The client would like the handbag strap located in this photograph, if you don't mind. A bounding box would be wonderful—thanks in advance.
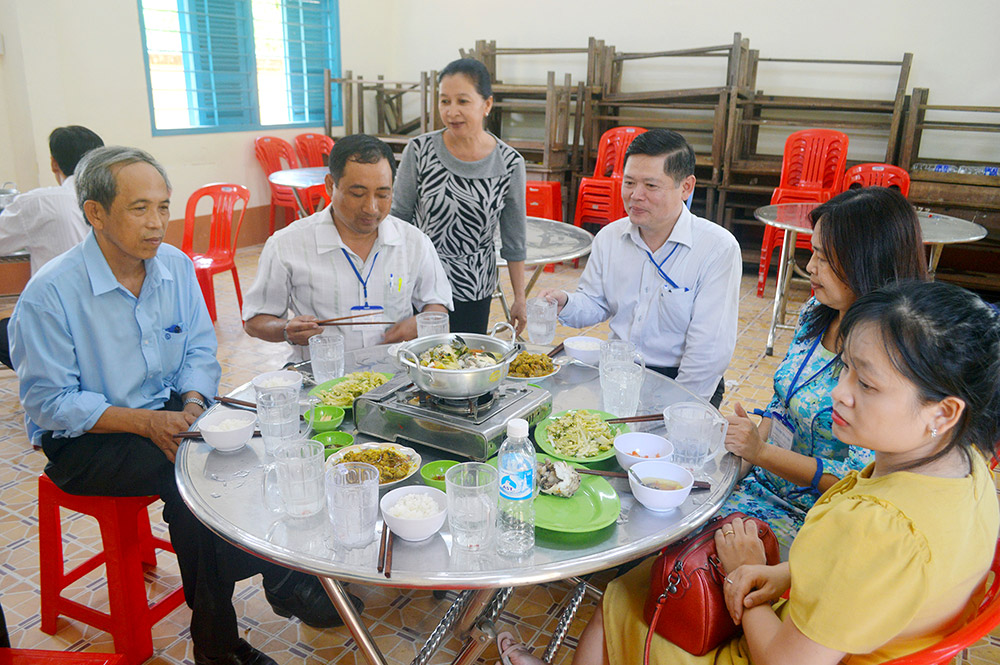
[644,594,666,665]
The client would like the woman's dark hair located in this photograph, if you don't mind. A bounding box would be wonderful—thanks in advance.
[801,187,928,340]
[438,58,493,99]
[838,281,1000,468]
[623,128,696,183]
[327,134,396,184]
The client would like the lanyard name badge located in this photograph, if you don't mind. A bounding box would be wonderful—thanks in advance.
[342,248,384,314]
[645,245,689,292]
[769,332,839,451]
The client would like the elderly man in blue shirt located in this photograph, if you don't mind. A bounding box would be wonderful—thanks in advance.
[10,146,359,665]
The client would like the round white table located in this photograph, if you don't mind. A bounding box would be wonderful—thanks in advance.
[754,203,988,355]
[267,167,329,217]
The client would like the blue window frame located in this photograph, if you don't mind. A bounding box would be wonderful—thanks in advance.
[137,0,342,135]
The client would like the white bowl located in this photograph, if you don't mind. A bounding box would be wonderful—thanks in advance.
[614,432,673,470]
[564,336,602,365]
[251,370,303,396]
[197,410,257,452]
[379,486,447,542]
[628,460,694,511]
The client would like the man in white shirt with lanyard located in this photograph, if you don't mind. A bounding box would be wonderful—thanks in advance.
[243,134,453,364]
[540,129,741,407]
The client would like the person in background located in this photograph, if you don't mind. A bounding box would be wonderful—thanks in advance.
[0,125,104,369]
[392,58,528,335]
[499,279,1000,665]
[10,146,360,665]
[539,129,741,407]
[722,187,928,549]
[243,133,452,365]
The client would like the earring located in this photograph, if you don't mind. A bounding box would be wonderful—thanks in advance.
[931,427,938,439]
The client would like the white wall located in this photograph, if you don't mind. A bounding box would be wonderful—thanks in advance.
[1,0,997,206]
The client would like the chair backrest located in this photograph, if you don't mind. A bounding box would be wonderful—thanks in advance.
[883,537,1000,664]
[772,129,849,203]
[294,133,335,168]
[181,183,251,259]
[841,163,911,196]
[254,136,299,176]
[593,126,647,177]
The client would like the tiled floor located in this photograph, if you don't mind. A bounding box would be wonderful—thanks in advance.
[0,246,997,664]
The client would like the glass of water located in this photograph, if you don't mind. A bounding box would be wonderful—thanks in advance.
[416,311,450,338]
[263,439,326,518]
[445,462,498,551]
[257,387,300,456]
[526,297,558,345]
[601,361,644,417]
[308,332,345,384]
[326,462,379,549]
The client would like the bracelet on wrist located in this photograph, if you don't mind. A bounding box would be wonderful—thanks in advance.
[183,396,206,410]
[283,322,294,345]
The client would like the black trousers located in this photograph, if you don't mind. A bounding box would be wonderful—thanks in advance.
[648,366,725,408]
[0,317,11,370]
[449,296,493,334]
[40,395,288,656]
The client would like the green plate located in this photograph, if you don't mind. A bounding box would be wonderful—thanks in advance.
[534,409,629,464]
[488,454,620,533]
[309,372,394,410]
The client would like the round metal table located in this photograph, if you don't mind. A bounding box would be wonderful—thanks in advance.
[267,167,328,217]
[176,345,737,665]
[754,203,988,355]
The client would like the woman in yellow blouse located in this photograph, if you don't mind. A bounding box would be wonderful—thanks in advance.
[498,280,1000,665]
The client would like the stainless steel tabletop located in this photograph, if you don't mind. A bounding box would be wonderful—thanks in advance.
[267,166,328,190]
[498,217,594,269]
[175,345,738,590]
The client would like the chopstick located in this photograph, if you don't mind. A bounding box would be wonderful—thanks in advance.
[214,395,256,409]
[575,468,711,490]
[318,321,395,327]
[383,532,394,579]
[377,522,388,573]
[172,430,262,440]
[605,414,662,424]
[315,312,383,325]
[546,342,564,358]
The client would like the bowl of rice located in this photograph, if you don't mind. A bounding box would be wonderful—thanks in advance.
[379,486,447,542]
[251,370,303,397]
[197,410,257,453]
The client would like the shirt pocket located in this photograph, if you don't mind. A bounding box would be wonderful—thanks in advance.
[656,287,695,334]
[384,274,414,320]
[160,328,188,377]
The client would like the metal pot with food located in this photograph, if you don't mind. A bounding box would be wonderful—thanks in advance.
[396,322,521,399]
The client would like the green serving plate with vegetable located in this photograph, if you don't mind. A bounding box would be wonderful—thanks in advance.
[533,409,629,464]
[309,371,394,410]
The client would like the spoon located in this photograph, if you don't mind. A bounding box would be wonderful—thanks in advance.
[627,466,650,488]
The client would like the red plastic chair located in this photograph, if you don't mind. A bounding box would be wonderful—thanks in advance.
[0,650,125,665]
[181,183,250,323]
[593,126,648,178]
[254,136,300,234]
[573,127,647,229]
[37,475,185,665]
[883,537,1000,664]
[757,129,850,297]
[294,133,335,168]
[841,163,911,196]
[526,181,566,271]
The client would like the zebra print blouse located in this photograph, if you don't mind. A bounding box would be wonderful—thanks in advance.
[391,130,527,302]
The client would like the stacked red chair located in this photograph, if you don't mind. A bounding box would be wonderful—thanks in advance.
[573,127,647,228]
[253,136,300,234]
[841,163,910,196]
[37,475,185,665]
[181,183,250,323]
[525,180,564,271]
[294,133,335,168]
[757,129,849,297]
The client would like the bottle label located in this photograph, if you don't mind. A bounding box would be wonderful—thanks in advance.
[499,468,534,501]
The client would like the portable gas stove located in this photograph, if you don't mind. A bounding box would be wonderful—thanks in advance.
[353,375,552,460]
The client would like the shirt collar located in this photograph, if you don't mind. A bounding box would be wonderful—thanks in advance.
[623,205,695,254]
[314,207,403,256]
[61,175,76,191]
[81,231,173,296]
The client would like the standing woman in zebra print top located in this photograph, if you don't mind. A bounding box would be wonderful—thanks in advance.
[392,58,528,334]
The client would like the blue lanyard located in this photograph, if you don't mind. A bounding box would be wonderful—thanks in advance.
[784,331,839,410]
[341,248,379,305]
[644,245,687,291]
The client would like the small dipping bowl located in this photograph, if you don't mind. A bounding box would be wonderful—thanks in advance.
[614,432,673,470]
[380,486,448,542]
[251,370,303,396]
[304,405,345,432]
[563,336,602,365]
[312,431,354,459]
[197,410,257,453]
[628,460,694,511]
[420,460,460,491]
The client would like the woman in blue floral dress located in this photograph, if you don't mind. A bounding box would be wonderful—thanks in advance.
[721,187,928,548]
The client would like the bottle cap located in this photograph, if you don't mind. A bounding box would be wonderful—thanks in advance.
[507,418,529,438]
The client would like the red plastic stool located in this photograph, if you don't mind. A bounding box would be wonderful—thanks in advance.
[0,649,125,665]
[37,475,186,665]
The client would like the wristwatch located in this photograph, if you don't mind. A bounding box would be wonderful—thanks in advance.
[283,321,294,345]
[183,395,207,410]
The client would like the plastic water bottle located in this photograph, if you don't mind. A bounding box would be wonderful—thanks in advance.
[497,418,535,556]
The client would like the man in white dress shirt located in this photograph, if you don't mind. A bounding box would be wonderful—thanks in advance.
[0,125,104,369]
[540,129,741,406]
[243,134,453,364]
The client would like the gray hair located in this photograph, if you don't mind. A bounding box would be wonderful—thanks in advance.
[75,146,171,223]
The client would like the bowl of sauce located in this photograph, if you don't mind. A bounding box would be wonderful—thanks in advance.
[628,460,693,511]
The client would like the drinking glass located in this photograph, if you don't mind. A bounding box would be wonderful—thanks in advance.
[263,439,326,518]
[308,332,345,384]
[445,462,498,551]
[600,339,646,370]
[662,402,728,475]
[257,387,300,456]
[326,462,379,549]
[526,297,558,345]
[416,311,450,338]
[601,361,644,417]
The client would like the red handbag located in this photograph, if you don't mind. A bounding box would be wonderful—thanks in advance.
[642,513,780,659]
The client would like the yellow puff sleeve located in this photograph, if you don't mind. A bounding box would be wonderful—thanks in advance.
[787,494,931,654]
